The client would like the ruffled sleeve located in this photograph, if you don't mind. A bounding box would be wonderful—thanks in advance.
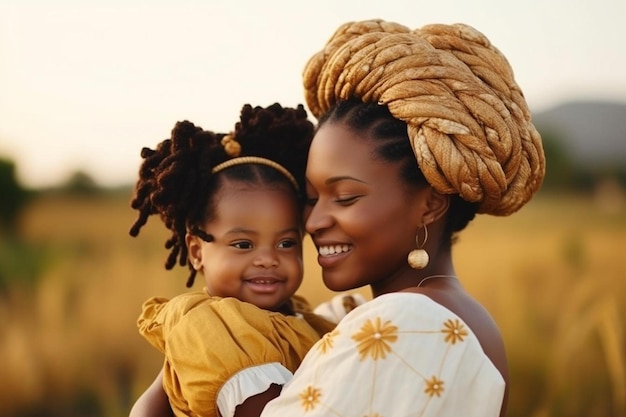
[261,292,505,417]
[312,292,368,324]
[137,292,324,417]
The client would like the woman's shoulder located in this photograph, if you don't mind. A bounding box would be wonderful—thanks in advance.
[335,292,483,354]
[346,291,508,377]
[391,288,510,398]
[347,291,454,318]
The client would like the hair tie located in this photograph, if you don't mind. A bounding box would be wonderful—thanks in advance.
[221,134,241,157]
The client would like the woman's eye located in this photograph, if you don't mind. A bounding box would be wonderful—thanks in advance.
[305,196,318,206]
[335,195,359,205]
[232,241,253,249]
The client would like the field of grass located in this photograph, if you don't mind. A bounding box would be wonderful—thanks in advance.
[0,191,624,417]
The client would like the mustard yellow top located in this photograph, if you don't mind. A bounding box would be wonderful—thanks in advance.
[138,291,335,417]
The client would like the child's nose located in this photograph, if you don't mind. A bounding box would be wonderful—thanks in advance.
[252,247,279,267]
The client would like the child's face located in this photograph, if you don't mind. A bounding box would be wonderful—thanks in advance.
[188,184,304,312]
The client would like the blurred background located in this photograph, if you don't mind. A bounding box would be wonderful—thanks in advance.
[1,1,625,416]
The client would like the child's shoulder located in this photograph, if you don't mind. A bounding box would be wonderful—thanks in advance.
[290,294,315,314]
[141,290,213,313]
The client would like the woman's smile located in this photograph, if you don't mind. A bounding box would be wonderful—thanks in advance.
[318,244,351,256]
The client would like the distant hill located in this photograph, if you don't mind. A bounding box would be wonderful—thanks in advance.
[532,100,626,166]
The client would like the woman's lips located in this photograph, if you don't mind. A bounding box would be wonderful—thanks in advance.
[316,244,352,268]
[318,244,351,256]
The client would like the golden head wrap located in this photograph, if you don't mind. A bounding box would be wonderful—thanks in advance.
[303,19,545,216]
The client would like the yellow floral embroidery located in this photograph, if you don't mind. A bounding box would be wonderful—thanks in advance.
[299,385,322,411]
[363,414,383,417]
[441,318,468,344]
[424,376,445,397]
[352,317,398,361]
[318,329,339,354]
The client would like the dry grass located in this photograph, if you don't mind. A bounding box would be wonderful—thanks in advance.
[0,192,624,417]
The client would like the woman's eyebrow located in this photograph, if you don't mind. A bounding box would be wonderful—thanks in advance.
[325,176,367,185]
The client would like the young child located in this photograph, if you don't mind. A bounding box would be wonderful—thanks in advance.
[128,103,337,417]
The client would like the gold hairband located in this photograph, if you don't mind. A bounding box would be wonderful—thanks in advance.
[211,156,299,190]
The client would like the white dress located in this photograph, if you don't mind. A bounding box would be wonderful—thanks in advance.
[260,292,505,417]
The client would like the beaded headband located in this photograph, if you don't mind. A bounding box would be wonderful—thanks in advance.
[211,156,299,191]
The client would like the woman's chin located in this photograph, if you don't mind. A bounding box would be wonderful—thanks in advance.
[322,274,361,293]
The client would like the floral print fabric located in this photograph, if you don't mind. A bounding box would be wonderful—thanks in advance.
[261,292,505,417]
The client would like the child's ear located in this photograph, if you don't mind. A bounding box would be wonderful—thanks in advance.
[186,233,203,270]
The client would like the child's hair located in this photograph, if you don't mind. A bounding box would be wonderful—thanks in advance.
[129,103,315,287]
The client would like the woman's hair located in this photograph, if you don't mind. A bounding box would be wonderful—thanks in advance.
[319,98,478,247]
[129,103,314,287]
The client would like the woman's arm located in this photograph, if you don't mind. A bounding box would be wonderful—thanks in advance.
[129,369,281,417]
[233,384,282,417]
[128,369,174,417]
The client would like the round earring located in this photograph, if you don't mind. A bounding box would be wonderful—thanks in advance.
[407,224,429,269]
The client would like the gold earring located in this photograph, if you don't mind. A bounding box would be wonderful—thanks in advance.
[407,224,429,269]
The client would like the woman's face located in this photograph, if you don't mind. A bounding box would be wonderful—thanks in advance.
[305,121,428,293]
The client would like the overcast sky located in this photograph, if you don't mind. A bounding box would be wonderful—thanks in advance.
[2,0,625,188]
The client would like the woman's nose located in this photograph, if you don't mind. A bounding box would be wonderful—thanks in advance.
[305,200,332,235]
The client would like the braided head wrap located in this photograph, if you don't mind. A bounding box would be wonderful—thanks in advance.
[304,19,545,216]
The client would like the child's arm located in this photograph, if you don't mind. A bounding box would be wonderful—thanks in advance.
[128,369,174,417]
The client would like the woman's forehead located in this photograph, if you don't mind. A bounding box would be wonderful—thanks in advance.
[306,123,404,187]
[309,123,377,162]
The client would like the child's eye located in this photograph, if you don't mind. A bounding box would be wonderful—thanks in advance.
[278,239,298,249]
[232,241,253,249]
[305,196,318,206]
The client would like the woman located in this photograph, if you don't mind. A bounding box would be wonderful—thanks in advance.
[259,19,544,417]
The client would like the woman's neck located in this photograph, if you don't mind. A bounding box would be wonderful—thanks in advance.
[369,252,456,298]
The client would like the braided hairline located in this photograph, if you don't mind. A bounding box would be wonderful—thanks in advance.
[212,156,299,191]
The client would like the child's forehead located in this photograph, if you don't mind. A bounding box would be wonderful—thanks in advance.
[207,187,302,233]
[214,177,298,198]
[212,183,299,210]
